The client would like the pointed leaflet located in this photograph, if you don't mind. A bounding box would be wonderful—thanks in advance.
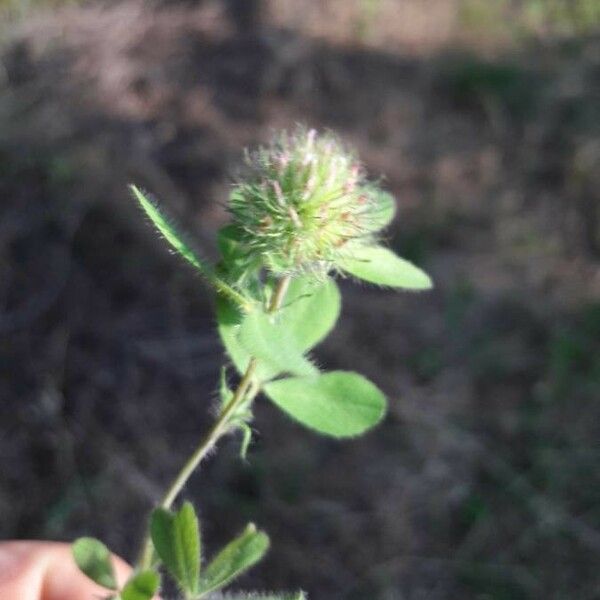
[130,185,209,274]
[72,537,118,590]
[339,245,432,290]
[150,502,201,595]
[130,185,248,308]
[264,371,387,438]
[120,570,160,600]
[197,524,270,596]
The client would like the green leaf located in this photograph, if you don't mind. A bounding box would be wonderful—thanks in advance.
[238,422,253,460]
[238,309,318,378]
[120,570,160,600]
[216,296,266,378]
[217,225,245,262]
[368,190,396,231]
[130,185,210,275]
[150,502,201,595]
[339,245,433,290]
[130,185,249,308]
[217,277,338,383]
[197,524,270,596]
[264,371,387,438]
[219,367,234,409]
[279,277,340,352]
[72,537,118,590]
[217,225,260,288]
[217,298,318,382]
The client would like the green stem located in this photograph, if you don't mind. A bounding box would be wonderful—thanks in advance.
[137,275,291,570]
[268,274,290,314]
[161,357,258,511]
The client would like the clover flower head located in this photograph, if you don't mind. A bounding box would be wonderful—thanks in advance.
[228,126,392,278]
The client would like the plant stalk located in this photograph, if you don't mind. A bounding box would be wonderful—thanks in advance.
[137,275,291,570]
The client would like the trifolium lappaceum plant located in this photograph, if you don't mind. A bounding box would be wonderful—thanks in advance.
[71,126,433,600]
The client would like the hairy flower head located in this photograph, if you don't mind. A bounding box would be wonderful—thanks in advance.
[228,127,394,278]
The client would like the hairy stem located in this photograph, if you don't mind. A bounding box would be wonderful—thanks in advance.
[137,275,291,570]
[268,274,290,314]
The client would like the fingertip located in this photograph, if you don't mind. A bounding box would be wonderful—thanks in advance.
[0,541,131,600]
[43,542,131,600]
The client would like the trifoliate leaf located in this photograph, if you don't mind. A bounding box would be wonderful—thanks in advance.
[150,502,201,595]
[72,537,118,590]
[264,371,387,437]
[120,570,160,600]
[197,524,270,596]
[339,245,432,290]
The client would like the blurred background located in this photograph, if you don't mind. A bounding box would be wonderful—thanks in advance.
[1,0,599,598]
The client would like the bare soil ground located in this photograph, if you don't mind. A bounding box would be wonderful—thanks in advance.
[1,1,599,598]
